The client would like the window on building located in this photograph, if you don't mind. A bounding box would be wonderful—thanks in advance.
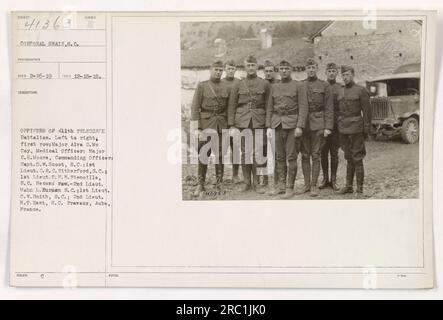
[350,56,354,60]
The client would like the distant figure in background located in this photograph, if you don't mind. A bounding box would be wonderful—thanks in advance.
[222,60,242,184]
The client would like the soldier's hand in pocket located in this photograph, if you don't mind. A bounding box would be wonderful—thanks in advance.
[294,127,303,138]
[324,129,332,137]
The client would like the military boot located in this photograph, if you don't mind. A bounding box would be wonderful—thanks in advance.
[310,185,319,197]
[336,161,354,194]
[273,168,279,187]
[310,158,321,197]
[261,175,269,187]
[240,164,252,192]
[232,164,241,184]
[193,163,207,197]
[193,185,205,197]
[319,177,330,189]
[252,165,265,194]
[355,162,365,199]
[297,159,311,194]
[319,153,329,189]
[330,156,339,191]
[281,167,296,199]
[268,166,285,196]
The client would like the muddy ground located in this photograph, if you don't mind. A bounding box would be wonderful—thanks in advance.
[182,138,420,200]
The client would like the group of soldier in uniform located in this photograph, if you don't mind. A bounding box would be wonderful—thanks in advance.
[190,54,372,199]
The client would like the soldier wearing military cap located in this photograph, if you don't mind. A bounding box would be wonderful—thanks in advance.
[264,60,281,85]
[228,54,271,193]
[299,58,334,197]
[336,65,372,198]
[191,60,231,197]
[266,59,308,198]
[222,59,242,184]
[263,60,281,189]
[319,62,342,191]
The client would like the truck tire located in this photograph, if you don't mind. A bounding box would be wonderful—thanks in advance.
[401,117,419,144]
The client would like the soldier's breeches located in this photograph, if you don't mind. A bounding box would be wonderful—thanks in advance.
[198,134,227,164]
[275,128,299,189]
[340,132,365,189]
[301,130,325,186]
[339,132,366,162]
[240,127,267,172]
[275,128,298,167]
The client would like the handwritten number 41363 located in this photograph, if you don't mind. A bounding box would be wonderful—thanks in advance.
[24,16,71,30]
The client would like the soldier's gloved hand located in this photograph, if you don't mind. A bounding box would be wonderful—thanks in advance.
[294,127,303,138]
[324,129,332,137]
[266,128,273,138]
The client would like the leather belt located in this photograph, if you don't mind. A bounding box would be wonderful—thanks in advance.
[338,111,361,118]
[309,106,324,113]
[274,108,298,116]
[201,107,226,114]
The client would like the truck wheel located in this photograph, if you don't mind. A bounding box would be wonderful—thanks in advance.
[401,117,419,144]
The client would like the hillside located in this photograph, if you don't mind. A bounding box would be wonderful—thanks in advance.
[180,21,329,68]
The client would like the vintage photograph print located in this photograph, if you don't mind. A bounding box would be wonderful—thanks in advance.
[181,19,423,201]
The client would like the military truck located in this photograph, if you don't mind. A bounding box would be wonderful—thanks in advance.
[366,63,420,144]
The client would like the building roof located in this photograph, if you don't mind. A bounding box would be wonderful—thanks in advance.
[308,20,423,42]
[307,21,334,42]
